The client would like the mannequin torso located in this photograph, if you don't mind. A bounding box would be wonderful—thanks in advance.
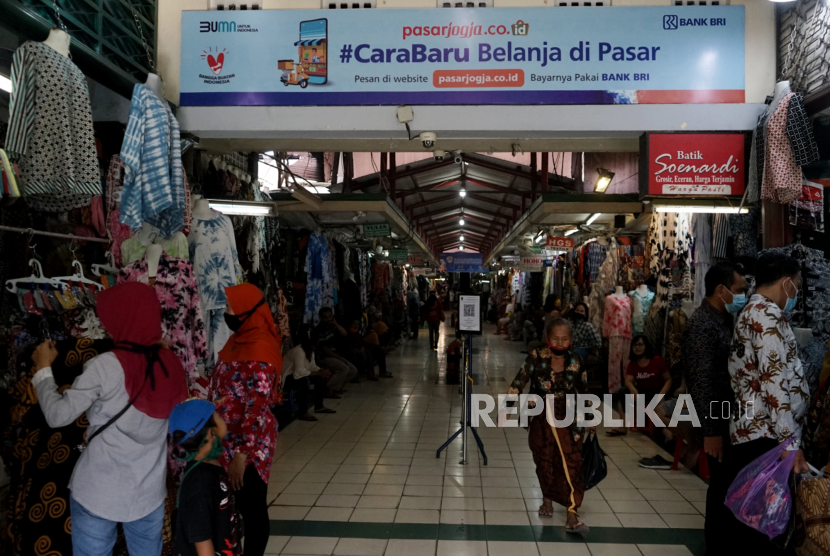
[146,244,163,279]
[193,198,219,219]
[144,73,164,101]
[43,29,71,57]
[614,286,625,297]
[681,299,695,319]
[637,284,649,297]
[136,222,160,246]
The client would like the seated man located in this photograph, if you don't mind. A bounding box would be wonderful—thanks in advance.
[345,318,377,381]
[283,327,337,421]
[507,310,525,341]
[495,302,514,335]
[313,307,359,393]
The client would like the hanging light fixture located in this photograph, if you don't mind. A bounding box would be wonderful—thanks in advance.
[459,187,467,198]
[459,234,465,243]
[594,168,615,193]
[564,228,579,237]
[459,208,465,227]
[586,213,601,225]
[459,244,464,251]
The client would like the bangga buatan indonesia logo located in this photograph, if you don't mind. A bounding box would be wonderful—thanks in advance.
[199,47,234,84]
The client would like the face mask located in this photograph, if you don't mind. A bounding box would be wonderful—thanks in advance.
[784,279,798,312]
[721,289,747,314]
[572,313,587,321]
[548,344,570,357]
[224,298,266,332]
[177,433,224,508]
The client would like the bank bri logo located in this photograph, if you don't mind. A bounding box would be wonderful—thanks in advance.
[200,21,236,33]
[663,15,678,30]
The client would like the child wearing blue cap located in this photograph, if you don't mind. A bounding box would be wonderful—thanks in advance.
[169,399,239,556]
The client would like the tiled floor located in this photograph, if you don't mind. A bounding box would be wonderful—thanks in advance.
[265,323,707,555]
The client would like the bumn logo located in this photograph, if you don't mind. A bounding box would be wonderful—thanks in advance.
[200,21,237,33]
[663,15,678,30]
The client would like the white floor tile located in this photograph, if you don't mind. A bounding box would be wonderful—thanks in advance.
[264,536,291,555]
[394,509,440,523]
[660,514,706,529]
[356,496,401,509]
[283,536,339,555]
[439,510,485,524]
[615,513,668,528]
[536,542,590,556]
[350,509,398,522]
[316,495,361,508]
[334,538,389,556]
[305,507,354,521]
[648,500,700,514]
[487,541,539,556]
[436,540,487,556]
[384,539,436,556]
[637,545,695,556]
[269,506,311,520]
[399,496,442,510]
[485,510,530,525]
[586,543,643,556]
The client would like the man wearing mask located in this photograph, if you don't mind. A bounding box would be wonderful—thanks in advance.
[726,254,809,554]
[682,262,746,554]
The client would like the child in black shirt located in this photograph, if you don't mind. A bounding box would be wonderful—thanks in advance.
[169,399,239,556]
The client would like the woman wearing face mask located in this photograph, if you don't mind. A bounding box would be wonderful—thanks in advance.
[569,303,602,361]
[209,284,281,556]
[30,282,188,556]
[508,318,593,534]
[607,335,671,437]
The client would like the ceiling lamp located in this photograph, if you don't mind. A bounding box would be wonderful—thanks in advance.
[654,205,749,214]
[564,228,579,237]
[586,213,601,225]
[594,168,615,193]
[459,234,465,243]
[0,73,11,94]
[209,200,277,216]
[459,187,467,198]
[459,244,464,251]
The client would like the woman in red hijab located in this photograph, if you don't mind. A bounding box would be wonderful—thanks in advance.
[209,283,281,556]
[31,282,187,555]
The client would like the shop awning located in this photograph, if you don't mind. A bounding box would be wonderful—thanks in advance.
[484,193,645,266]
[294,39,326,46]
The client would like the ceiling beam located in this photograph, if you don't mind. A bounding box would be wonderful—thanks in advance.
[408,194,457,211]
[465,177,529,198]
[395,178,462,198]
[467,193,521,211]
[461,155,538,181]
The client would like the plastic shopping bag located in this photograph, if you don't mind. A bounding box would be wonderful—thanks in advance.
[582,432,607,491]
[725,438,797,539]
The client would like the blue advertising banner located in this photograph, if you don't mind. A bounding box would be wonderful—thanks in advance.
[440,253,486,273]
[180,6,745,106]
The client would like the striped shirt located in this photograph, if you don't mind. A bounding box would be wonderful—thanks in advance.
[119,84,184,237]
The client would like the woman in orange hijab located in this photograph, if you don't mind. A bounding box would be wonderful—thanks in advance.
[209,284,281,556]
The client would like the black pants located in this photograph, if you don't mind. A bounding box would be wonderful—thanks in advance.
[428,321,440,349]
[717,437,794,555]
[236,464,270,556]
[372,347,387,374]
[409,311,420,338]
[284,374,325,415]
[705,435,738,555]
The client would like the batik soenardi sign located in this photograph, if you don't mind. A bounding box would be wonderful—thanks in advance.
[639,132,749,196]
[180,7,745,106]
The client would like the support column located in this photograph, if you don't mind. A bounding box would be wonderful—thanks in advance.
[389,152,397,201]
[530,152,538,200]
[540,153,549,195]
[331,152,341,188]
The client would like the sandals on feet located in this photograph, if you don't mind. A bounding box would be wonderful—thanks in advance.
[566,522,589,536]
[537,505,553,518]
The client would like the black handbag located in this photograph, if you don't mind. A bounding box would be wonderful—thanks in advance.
[582,431,608,490]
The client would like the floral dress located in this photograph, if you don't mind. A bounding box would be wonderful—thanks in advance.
[510,348,588,513]
[209,360,279,484]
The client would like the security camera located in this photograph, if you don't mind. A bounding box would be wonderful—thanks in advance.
[419,132,437,149]
[433,150,446,161]
[453,154,463,164]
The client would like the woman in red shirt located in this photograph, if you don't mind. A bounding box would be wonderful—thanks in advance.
[607,335,672,437]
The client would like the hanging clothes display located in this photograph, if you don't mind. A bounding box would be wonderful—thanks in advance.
[187,213,242,367]
[105,155,134,266]
[665,308,688,371]
[628,288,654,337]
[304,232,333,325]
[691,213,713,306]
[118,252,208,397]
[4,41,100,211]
[747,83,791,204]
[119,83,185,236]
[587,239,618,335]
[602,293,632,393]
[119,232,189,265]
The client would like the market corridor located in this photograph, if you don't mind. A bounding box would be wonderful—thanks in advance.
[264,323,707,556]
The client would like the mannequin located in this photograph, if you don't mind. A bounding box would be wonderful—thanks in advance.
[43,29,71,57]
[614,286,625,297]
[191,193,203,210]
[773,80,791,104]
[637,284,649,297]
[136,222,160,245]
[146,244,163,278]
[145,73,163,100]
[681,298,695,319]
[193,198,218,219]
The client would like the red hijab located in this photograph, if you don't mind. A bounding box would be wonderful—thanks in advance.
[219,284,283,385]
[97,282,187,419]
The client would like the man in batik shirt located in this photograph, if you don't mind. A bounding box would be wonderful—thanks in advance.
[726,253,810,553]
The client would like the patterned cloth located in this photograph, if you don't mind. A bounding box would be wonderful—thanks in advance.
[119,83,184,236]
[304,232,332,325]
[665,308,688,371]
[117,252,208,397]
[602,295,632,339]
[785,92,820,167]
[6,339,112,556]
[209,360,279,484]
[571,320,601,350]
[682,299,734,439]
[728,294,809,449]
[761,93,805,205]
[729,209,760,259]
[4,41,99,211]
[628,289,654,337]
[187,214,243,314]
[120,232,189,266]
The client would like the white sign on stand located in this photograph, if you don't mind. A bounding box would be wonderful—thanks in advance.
[459,295,482,334]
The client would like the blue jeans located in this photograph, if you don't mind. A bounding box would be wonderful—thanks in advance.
[71,495,163,556]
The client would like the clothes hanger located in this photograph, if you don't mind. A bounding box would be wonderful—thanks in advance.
[53,247,104,291]
[92,252,120,277]
[5,258,58,293]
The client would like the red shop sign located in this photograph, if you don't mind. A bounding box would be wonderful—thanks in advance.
[640,133,748,197]
[545,236,574,249]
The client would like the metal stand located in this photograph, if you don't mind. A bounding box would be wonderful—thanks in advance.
[436,334,487,465]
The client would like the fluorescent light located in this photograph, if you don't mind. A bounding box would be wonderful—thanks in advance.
[209,200,276,216]
[564,228,579,237]
[654,205,750,214]
[0,74,11,94]
[459,187,467,198]
[586,213,601,225]
[594,168,614,193]
[459,218,465,226]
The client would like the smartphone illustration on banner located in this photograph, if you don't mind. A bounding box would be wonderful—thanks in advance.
[297,18,328,85]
